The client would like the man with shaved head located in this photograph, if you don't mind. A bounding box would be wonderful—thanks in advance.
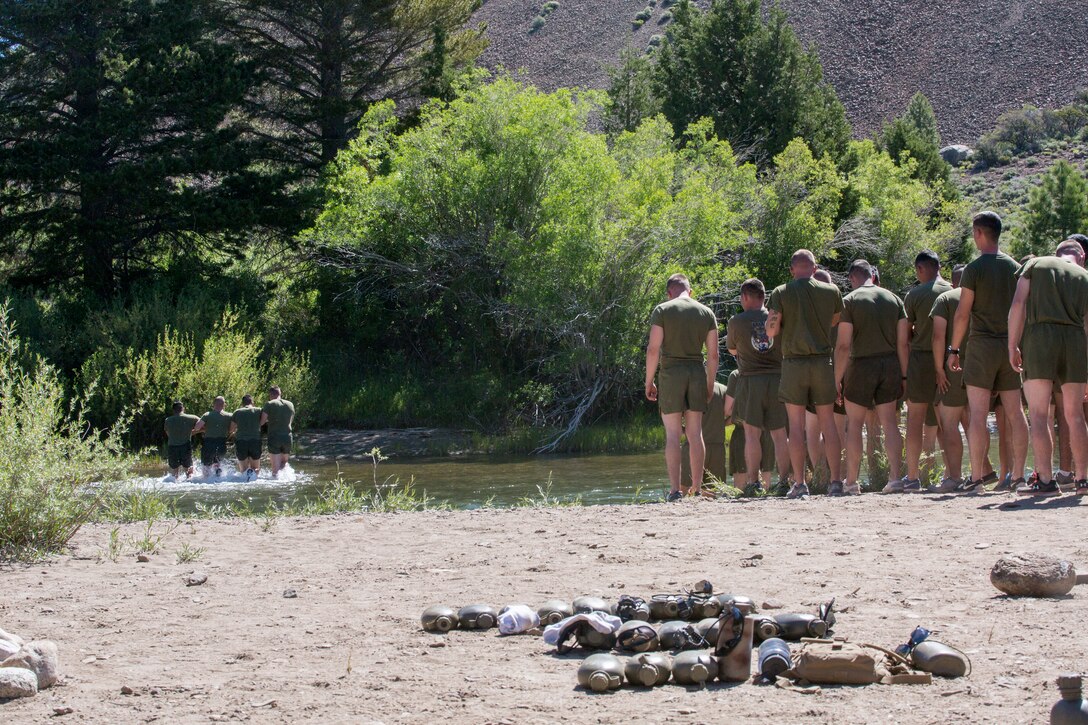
[193,395,233,478]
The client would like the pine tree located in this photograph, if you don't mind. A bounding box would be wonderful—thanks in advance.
[603,43,660,136]
[0,0,272,298]
[880,93,952,190]
[1026,160,1088,253]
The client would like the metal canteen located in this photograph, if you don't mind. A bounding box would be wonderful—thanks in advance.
[625,652,672,687]
[694,597,723,619]
[649,595,682,621]
[457,604,498,630]
[616,596,651,622]
[1052,673,1088,725]
[694,617,722,643]
[714,594,757,616]
[657,620,703,651]
[672,650,717,686]
[537,599,574,626]
[575,623,616,650]
[577,653,624,692]
[910,641,969,678]
[772,613,827,640]
[757,638,792,680]
[615,620,659,653]
[572,595,612,615]
[421,605,459,633]
[754,615,781,642]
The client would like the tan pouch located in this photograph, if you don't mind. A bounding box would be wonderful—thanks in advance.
[789,640,880,685]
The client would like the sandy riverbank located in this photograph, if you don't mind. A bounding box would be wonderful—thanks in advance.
[2,493,1085,723]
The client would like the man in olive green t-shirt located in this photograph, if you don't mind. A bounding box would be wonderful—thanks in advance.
[645,273,719,501]
[1008,240,1088,495]
[261,385,296,478]
[193,395,233,478]
[231,394,264,479]
[726,278,789,493]
[164,401,199,478]
[948,211,1029,492]
[767,249,844,499]
[834,260,909,495]
[681,381,727,488]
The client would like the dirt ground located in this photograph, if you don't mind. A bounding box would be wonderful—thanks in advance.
[3,492,1086,724]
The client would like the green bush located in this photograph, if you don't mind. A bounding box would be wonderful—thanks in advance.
[634,7,653,21]
[0,305,135,559]
[81,309,315,446]
[530,15,546,31]
[541,1,559,12]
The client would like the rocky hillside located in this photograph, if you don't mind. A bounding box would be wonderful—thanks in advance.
[473,0,1088,144]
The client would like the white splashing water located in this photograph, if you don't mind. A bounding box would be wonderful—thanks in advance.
[129,463,312,493]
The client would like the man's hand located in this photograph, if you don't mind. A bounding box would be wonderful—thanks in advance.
[645,381,658,402]
[935,368,950,394]
[1009,347,1023,374]
[948,352,962,373]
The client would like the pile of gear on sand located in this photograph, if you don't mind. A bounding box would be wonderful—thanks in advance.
[421,581,971,693]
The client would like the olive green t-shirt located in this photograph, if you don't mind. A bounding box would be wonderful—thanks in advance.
[959,252,1020,338]
[840,285,906,358]
[930,287,968,358]
[648,296,718,364]
[164,413,199,446]
[726,308,782,376]
[702,381,728,444]
[263,398,295,434]
[232,406,263,439]
[904,278,952,351]
[1015,256,1088,327]
[767,278,843,358]
[200,410,233,438]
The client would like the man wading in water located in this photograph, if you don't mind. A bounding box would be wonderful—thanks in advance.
[645,273,719,501]
[262,385,295,478]
[231,394,263,480]
[193,396,232,478]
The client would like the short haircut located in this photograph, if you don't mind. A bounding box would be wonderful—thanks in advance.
[1067,234,1088,259]
[242,394,253,405]
[270,385,281,396]
[790,249,816,267]
[214,395,225,404]
[740,278,765,298]
[1056,239,1085,261]
[972,211,1003,239]
[666,273,691,294]
[914,250,940,269]
[813,268,832,284]
[951,263,965,284]
[848,259,873,279]
[172,401,184,413]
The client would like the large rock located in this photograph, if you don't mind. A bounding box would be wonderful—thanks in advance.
[990,553,1077,597]
[1,641,58,689]
[0,639,18,662]
[0,667,38,699]
[0,628,23,647]
[939,144,973,165]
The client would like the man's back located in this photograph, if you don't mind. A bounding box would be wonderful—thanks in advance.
[727,308,781,375]
[768,278,843,358]
[905,278,952,351]
[232,406,262,439]
[1018,256,1088,327]
[842,286,906,357]
[961,252,1020,338]
[931,287,964,349]
[263,398,295,434]
[165,413,199,446]
[201,410,232,438]
[649,296,717,363]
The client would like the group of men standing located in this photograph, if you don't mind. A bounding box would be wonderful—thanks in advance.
[646,211,1088,501]
[164,386,296,480]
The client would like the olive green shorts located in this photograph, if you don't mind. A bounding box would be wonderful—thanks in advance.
[168,443,193,470]
[267,432,294,455]
[200,437,227,466]
[235,438,262,460]
[843,354,902,407]
[779,356,837,407]
[727,425,776,474]
[938,366,967,407]
[735,373,787,430]
[681,439,726,484]
[1022,324,1088,385]
[905,350,937,404]
[963,336,1021,392]
[658,361,709,415]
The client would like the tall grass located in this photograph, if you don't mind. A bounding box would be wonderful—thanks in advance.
[0,305,136,559]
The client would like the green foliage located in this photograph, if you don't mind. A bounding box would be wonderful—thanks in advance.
[1023,160,1088,256]
[880,93,954,193]
[635,7,653,22]
[604,44,661,135]
[653,0,850,163]
[0,305,135,559]
[80,309,315,446]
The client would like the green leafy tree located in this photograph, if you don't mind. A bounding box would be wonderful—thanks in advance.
[225,0,487,175]
[653,0,850,163]
[603,43,660,136]
[880,92,953,192]
[1025,160,1088,254]
[0,0,275,299]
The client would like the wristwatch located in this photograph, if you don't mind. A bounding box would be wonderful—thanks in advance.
[946,346,960,356]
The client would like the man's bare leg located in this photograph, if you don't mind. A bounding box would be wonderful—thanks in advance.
[1060,383,1088,480]
[770,427,789,481]
[787,404,810,486]
[815,404,843,482]
[904,402,927,481]
[1054,390,1073,475]
[662,412,685,494]
[998,388,1029,481]
[965,386,993,482]
[937,405,966,480]
[804,410,822,477]
[843,402,868,486]
[686,411,705,495]
[876,401,903,482]
[743,422,764,490]
[1023,380,1054,482]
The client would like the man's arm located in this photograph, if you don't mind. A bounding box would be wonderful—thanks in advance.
[834,322,853,396]
[724,393,735,421]
[1007,277,1030,373]
[260,412,269,427]
[896,318,911,395]
[193,419,206,434]
[705,327,720,401]
[766,309,781,338]
[932,315,949,393]
[949,288,974,372]
[645,325,663,401]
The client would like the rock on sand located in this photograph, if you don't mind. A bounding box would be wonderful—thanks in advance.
[0,667,38,699]
[990,553,1077,597]
[1,640,59,689]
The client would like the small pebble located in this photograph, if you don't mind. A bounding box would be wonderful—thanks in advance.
[120,685,134,695]
[186,573,208,587]
[137,554,150,563]
[53,706,74,716]
[283,589,298,599]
